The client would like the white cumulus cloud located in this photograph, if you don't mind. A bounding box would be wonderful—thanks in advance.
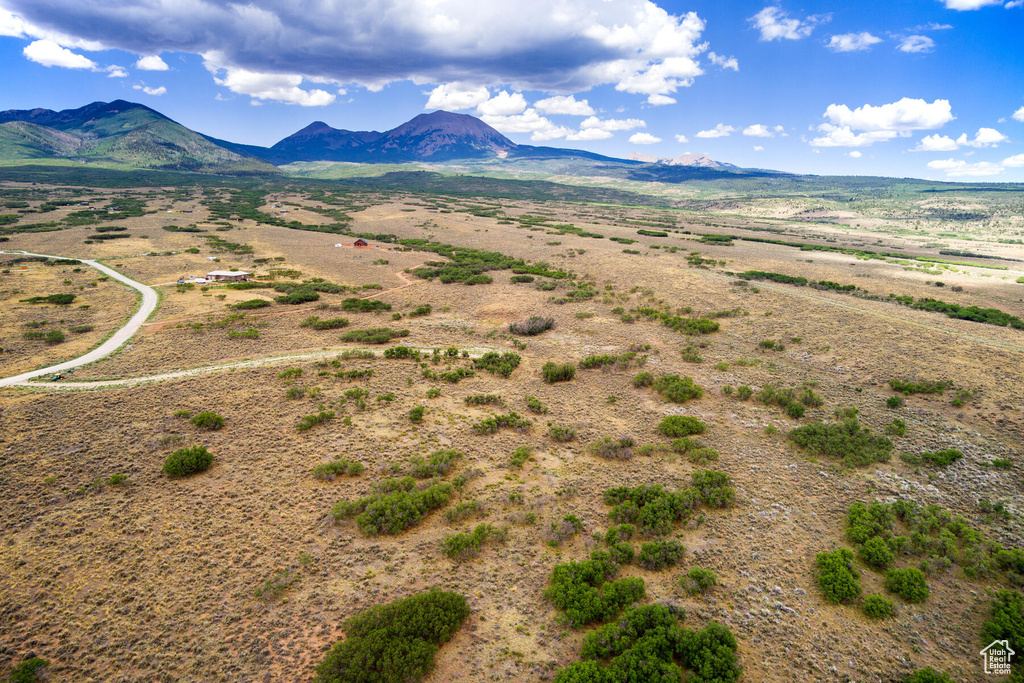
[629,132,661,144]
[911,134,959,151]
[22,39,96,69]
[133,84,166,96]
[827,32,882,52]
[580,116,645,131]
[425,83,491,111]
[848,151,862,158]
[533,95,594,116]
[203,51,335,106]
[749,6,829,41]
[566,128,613,141]
[898,35,935,53]
[708,51,738,71]
[753,145,764,151]
[1012,106,1024,122]
[135,55,169,71]
[956,127,1008,147]
[812,97,954,147]
[476,91,528,117]
[674,134,689,143]
[1003,153,1024,167]
[927,158,1004,176]
[743,124,775,138]
[940,0,1001,8]
[696,124,735,138]
[480,109,570,141]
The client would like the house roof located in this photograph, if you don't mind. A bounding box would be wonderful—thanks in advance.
[206,270,249,277]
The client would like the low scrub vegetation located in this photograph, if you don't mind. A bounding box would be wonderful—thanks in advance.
[473,412,531,435]
[884,568,929,602]
[190,411,225,430]
[682,567,718,594]
[603,472,734,535]
[588,436,636,460]
[542,361,576,383]
[637,539,685,570]
[341,298,391,312]
[658,415,706,438]
[788,418,893,468]
[474,351,521,378]
[544,550,646,627]
[301,315,349,330]
[816,548,861,604]
[314,589,469,683]
[312,458,364,480]
[509,316,555,335]
[441,523,508,561]
[333,478,453,535]
[339,327,409,344]
[297,410,335,432]
[163,445,214,477]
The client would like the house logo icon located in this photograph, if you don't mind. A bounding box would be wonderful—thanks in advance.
[981,640,1015,675]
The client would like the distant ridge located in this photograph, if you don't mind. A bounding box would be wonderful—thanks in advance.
[627,151,736,169]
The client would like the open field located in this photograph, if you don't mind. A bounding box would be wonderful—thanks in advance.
[1,169,1023,682]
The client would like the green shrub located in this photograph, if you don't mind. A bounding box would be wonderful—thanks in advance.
[902,668,953,683]
[313,589,469,683]
[190,411,225,430]
[637,539,685,570]
[473,412,530,434]
[815,548,861,604]
[409,449,461,478]
[233,298,272,310]
[658,415,707,438]
[632,371,654,387]
[651,374,703,403]
[334,480,453,535]
[981,590,1024,655]
[788,418,893,468]
[464,394,503,407]
[682,567,718,594]
[340,298,391,312]
[525,395,548,414]
[544,551,646,626]
[301,315,349,330]
[408,406,425,423]
[474,351,521,377]
[278,367,302,380]
[603,473,733,536]
[444,500,484,523]
[884,568,929,602]
[340,327,409,344]
[509,316,555,335]
[510,274,535,283]
[510,446,531,469]
[920,449,962,467]
[44,329,65,344]
[548,425,577,442]
[862,595,895,619]
[20,293,75,305]
[736,385,753,400]
[7,658,50,683]
[588,436,636,460]
[542,361,576,383]
[441,523,508,560]
[579,352,644,371]
[276,288,320,304]
[163,445,214,477]
[886,395,905,409]
[889,378,948,395]
[409,304,432,317]
[297,410,335,432]
[859,536,895,569]
[312,459,364,480]
[886,419,907,436]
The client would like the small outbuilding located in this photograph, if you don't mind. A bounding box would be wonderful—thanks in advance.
[206,270,250,282]
[353,238,369,247]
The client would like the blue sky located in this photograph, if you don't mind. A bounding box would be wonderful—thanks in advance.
[1,0,1023,180]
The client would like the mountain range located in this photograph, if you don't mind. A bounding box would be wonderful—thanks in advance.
[0,99,738,175]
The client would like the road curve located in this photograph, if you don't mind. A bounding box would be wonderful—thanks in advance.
[0,251,159,388]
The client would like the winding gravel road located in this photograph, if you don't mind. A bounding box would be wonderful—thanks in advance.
[0,251,159,388]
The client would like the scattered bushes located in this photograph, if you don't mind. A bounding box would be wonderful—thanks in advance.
[464,394,503,407]
[409,449,462,478]
[682,567,718,594]
[548,425,577,442]
[788,418,893,468]
[7,658,50,683]
[233,298,272,310]
[525,395,548,414]
[341,298,391,312]
[603,472,734,536]
[408,406,425,423]
[544,551,646,627]
[885,568,929,602]
[473,412,531,435]
[981,590,1024,655]
[441,523,508,561]
[579,352,645,371]
[862,595,896,619]
[297,410,335,432]
[333,479,453,535]
[312,458,364,480]
[313,589,469,683]
[816,548,861,604]
[637,539,685,570]
[920,448,963,467]
[858,536,895,569]
[509,316,555,335]
[474,351,521,378]
[301,315,349,330]
[163,445,214,477]
[902,669,953,683]
[886,395,905,409]
[889,379,949,395]
[650,374,703,403]
[20,293,75,305]
[276,289,320,304]
[189,411,224,430]
[658,415,707,438]
[542,361,576,383]
[510,446,531,469]
[409,304,432,317]
[339,327,409,344]
[588,436,636,460]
